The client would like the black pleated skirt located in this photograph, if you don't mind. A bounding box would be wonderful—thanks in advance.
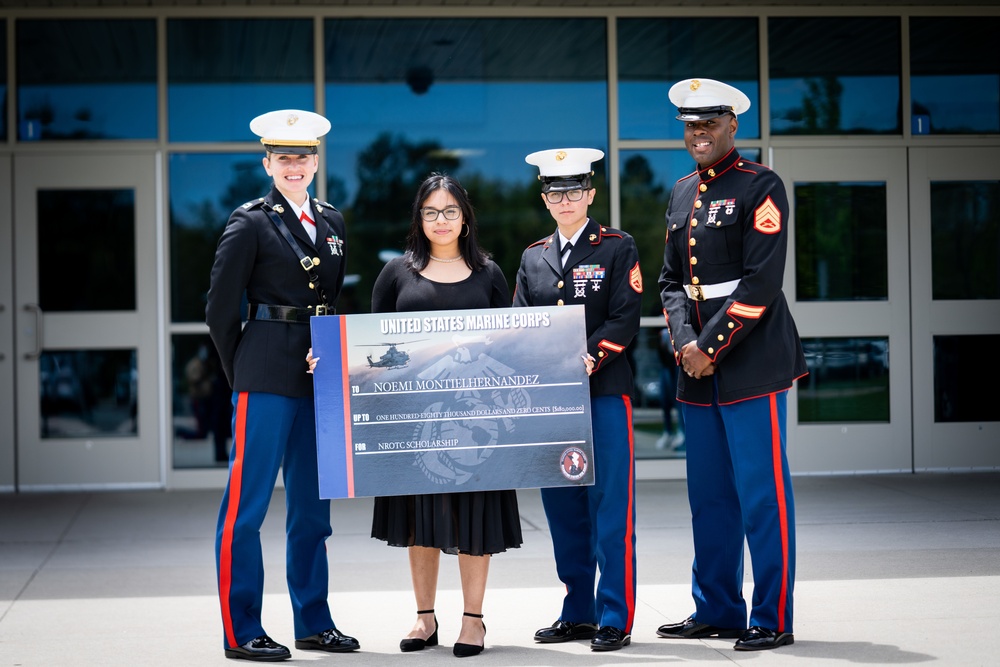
[371,490,523,556]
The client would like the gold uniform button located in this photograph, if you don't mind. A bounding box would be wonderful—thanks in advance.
[717,334,724,341]
[728,322,735,328]
[557,280,564,288]
[690,218,697,225]
[694,200,702,209]
[689,238,697,246]
[691,220,698,227]
[690,257,698,265]
[312,257,321,265]
[692,276,700,285]
[671,223,677,230]
[598,351,605,358]
[708,347,715,354]
[699,183,708,192]
[557,299,564,306]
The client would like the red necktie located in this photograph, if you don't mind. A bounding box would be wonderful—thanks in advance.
[300,211,315,227]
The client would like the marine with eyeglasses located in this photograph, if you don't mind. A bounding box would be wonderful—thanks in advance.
[513,148,643,653]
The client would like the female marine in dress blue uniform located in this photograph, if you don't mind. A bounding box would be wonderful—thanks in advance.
[206,110,358,662]
[514,148,643,652]
[656,80,808,652]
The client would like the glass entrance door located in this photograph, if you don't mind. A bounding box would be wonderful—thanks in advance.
[909,147,1000,470]
[773,147,912,473]
[13,154,161,489]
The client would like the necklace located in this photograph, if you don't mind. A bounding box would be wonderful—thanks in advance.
[429,254,463,263]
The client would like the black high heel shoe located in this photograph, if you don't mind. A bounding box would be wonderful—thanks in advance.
[453,612,486,658]
[400,609,438,652]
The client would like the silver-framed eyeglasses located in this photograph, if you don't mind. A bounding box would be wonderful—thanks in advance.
[544,189,587,204]
[420,206,462,221]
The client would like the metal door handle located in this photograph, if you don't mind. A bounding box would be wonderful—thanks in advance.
[23,302,43,360]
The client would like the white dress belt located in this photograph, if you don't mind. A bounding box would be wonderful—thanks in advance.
[684,279,740,301]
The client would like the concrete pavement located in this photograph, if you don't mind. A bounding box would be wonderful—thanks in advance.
[2,472,998,666]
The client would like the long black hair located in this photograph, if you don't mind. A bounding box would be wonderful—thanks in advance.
[404,173,490,272]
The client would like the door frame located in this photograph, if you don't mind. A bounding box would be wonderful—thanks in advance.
[0,155,13,492]
[773,146,913,474]
[908,146,1000,470]
[13,153,164,490]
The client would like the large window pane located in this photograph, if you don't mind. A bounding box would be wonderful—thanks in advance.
[930,181,1000,300]
[40,349,138,438]
[910,17,1000,135]
[799,337,890,423]
[168,19,314,142]
[629,327,686,460]
[934,334,1000,422]
[0,21,6,141]
[934,335,999,422]
[324,18,608,313]
[795,182,888,301]
[769,18,900,135]
[617,18,759,140]
[172,334,232,468]
[40,189,136,312]
[169,153,271,322]
[17,19,156,140]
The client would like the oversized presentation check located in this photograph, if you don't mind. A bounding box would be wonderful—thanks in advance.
[310,305,594,499]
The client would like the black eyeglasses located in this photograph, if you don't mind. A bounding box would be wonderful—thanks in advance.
[544,189,587,204]
[420,206,462,221]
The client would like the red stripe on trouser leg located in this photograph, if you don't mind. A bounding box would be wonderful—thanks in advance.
[622,394,636,632]
[769,393,790,633]
[219,392,248,648]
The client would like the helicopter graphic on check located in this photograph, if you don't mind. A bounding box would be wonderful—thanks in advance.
[360,340,427,370]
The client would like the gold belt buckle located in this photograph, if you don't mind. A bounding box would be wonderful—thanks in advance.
[689,285,704,301]
[314,305,328,317]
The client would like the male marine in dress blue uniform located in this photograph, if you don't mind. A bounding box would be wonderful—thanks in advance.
[515,148,642,652]
[206,109,359,661]
[656,80,807,651]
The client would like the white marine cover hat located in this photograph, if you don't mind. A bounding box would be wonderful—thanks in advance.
[249,109,331,154]
[669,78,751,121]
[525,148,605,192]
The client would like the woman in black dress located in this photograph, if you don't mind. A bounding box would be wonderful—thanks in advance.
[371,173,521,657]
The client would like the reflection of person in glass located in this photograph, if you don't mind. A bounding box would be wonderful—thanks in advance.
[515,148,642,652]
[309,174,521,658]
[205,109,358,662]
[655,328,685,454]
[656,79,807,651]
[181,341,232,463]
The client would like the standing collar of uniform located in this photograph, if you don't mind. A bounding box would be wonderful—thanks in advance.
[558,220,589,249]
[697,147,741,182]
[286,197,314,223]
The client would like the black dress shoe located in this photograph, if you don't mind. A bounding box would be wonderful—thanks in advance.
[590,626,631,651]
[533,620,599,643]
[734,626,794,651]
[657,615,744,639]
[294,627,361,652]
[224,635,290,661]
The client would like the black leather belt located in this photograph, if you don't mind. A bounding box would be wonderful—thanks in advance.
[248,303,331,323]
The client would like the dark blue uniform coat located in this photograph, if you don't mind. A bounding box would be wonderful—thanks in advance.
[206,186,347,649]
[513,217,642,633]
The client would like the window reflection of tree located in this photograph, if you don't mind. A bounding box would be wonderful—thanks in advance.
[620,154,671,317]
[169,159,268,323]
